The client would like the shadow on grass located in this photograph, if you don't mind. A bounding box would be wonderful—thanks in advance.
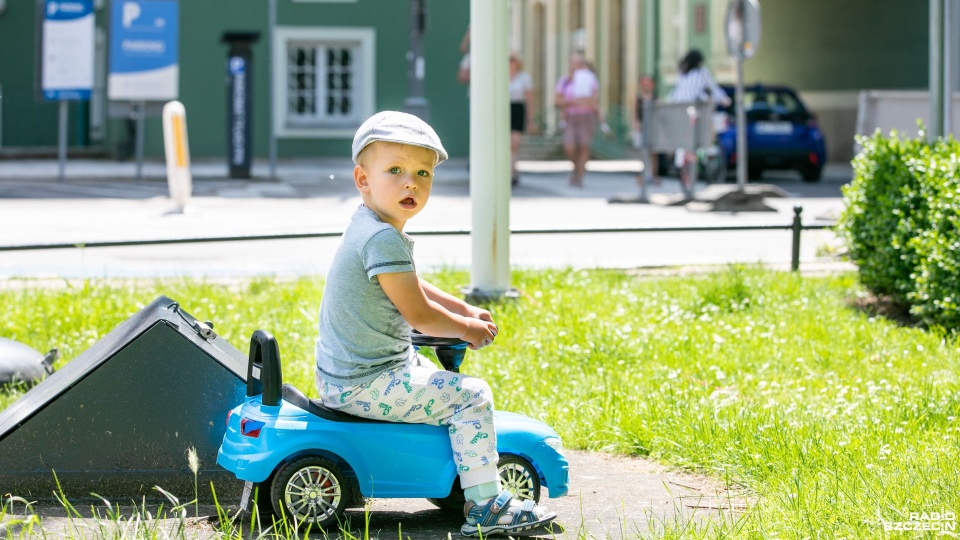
[846,293,919,329]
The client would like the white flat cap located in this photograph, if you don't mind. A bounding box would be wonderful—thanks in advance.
[351,111,448,165]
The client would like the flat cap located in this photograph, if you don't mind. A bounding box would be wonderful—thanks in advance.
[351,111,448,165]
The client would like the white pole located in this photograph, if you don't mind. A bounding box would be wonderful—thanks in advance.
[58,100,68,182]
[268,0,277,179]
[944,0,954,136]
[468,0,512,299]
[931,0,945,141]
[135,100,145,179]
[162,100,192,213]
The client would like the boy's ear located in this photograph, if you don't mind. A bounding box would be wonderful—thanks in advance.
[354,164,369,192]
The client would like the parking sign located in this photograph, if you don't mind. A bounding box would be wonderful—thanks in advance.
[41,0,95,101]
[108,0,179,101]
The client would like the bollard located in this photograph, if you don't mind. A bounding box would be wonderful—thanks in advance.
[162,100,192,213]
[791,205,802,271]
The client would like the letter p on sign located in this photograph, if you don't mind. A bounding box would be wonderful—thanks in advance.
[122,1,140,28]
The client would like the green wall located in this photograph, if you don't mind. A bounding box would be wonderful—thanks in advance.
[0,0,470,159]
[0,2,90,147]
[743,0,928,91]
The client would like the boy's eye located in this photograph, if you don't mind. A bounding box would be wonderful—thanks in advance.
[389,166,401,174]
[417,170,431,177]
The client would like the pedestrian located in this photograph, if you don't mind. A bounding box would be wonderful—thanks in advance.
[457,26,471,85]
[314,111,558,538]
[555,52,599,187]
[509,54,534,186]
[633,74,660,201]
[667,49,730,197]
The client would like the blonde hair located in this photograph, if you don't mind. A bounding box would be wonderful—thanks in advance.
[355,141,380,167]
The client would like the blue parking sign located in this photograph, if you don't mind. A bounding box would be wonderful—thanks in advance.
[108,0,179,101]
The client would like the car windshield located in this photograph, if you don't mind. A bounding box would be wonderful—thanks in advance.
[720,87,810,122]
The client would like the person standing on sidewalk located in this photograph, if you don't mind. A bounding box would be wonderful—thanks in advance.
[555,53,599,187]
[667,49,730,198]
[509,54,534,187]
[633,74,660,201]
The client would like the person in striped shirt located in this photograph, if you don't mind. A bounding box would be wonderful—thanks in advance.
[667,49,730,196]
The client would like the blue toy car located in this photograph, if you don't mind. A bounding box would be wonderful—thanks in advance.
[217,330,569,528]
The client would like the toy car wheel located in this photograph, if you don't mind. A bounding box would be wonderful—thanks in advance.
[498,455,541,503]
[270,455,350,529]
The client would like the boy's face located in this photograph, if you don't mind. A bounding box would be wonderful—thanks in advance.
[354,141,436,231]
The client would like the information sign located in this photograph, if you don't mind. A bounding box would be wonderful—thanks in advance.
[108,0,179,101]
[41,0,95,101]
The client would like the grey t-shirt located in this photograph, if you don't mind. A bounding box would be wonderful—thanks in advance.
[315,205,416,387]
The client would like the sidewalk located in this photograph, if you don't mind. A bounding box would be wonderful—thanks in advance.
[0,158,854,279]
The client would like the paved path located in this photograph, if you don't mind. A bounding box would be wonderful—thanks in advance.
[5,450,744,539]
[0,158,853,280]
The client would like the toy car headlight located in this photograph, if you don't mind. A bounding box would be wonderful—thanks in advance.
[544,437,564,457]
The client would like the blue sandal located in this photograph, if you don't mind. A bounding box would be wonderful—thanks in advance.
[461,490,559,537]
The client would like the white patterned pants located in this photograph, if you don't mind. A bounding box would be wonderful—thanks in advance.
[317,358,500,489]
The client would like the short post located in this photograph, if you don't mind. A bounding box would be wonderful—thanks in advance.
[162,100,192,213]
[791,205,802,272]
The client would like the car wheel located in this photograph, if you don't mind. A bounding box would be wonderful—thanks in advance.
[270,455,351,529]
[656,153,672,177]
[698,147,727,184]
[800,164,823,182]
[427,454,542,513]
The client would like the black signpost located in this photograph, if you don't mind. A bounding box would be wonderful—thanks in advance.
[221,31,260,179]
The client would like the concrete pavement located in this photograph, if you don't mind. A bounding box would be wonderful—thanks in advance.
[9,449,746,540]
[0,157,853,279]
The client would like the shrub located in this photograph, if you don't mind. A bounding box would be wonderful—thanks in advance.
[838,130,960,330]
[836,130,929,305]
[908,138,960,329]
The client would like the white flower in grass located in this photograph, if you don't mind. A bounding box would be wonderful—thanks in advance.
[187,447,200,475]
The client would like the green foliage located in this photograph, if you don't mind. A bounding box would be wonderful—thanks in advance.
[907,140,960,329]
[837,129,960,330]
[836,129,928,303]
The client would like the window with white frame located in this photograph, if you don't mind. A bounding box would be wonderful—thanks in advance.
[274,27,374,137]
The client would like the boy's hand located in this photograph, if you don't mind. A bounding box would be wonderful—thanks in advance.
[465,305,494,323]
[462,317,498,350]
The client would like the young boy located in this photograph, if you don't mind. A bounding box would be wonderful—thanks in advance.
[315,111,557,537]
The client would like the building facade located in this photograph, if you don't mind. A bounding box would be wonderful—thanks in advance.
[0,0,931,163]
[511,0,929,163]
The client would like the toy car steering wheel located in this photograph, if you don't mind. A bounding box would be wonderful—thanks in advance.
[410,330,468,373]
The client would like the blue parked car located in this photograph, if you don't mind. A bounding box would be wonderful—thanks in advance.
[715,83,827,182]
[217,330,569,529]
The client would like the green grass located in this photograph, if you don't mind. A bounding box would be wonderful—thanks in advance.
[2,267,959,538]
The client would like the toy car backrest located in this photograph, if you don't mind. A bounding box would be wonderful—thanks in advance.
[280,383,386,423]
[247,330,282,406]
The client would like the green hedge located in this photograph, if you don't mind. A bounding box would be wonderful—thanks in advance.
[837,130,960,331]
